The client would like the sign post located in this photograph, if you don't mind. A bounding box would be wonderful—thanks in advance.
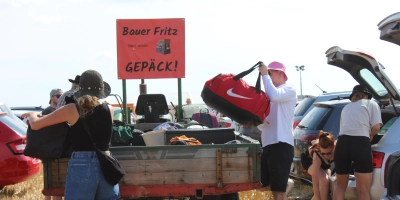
[116,18,185,123]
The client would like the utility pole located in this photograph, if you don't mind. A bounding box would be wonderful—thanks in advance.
[295,65,305,98]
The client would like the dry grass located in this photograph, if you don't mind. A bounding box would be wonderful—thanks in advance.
[239,179,314,200]
[0,164,46,200]
[0,164,314,200]
[239,189,275,200]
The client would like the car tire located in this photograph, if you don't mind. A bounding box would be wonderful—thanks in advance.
[387,158,400,198]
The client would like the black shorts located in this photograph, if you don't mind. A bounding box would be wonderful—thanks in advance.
[334,135,372,174]
[261,142,294,192]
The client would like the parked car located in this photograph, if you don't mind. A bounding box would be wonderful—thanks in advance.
[324,46,400,200]
[291,99,353,182]
[10,106,45,124]
[0,102,41,190]
[380,150,400,200]
[293,91,351,129]
[377,11,400,200]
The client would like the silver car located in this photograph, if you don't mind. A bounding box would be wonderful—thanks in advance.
[377,11,400,200]
[325,46,400,200]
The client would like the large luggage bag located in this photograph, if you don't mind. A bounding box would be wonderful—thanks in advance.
[201,62,270,127]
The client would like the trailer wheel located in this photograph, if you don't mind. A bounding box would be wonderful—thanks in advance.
[202,193,239,200]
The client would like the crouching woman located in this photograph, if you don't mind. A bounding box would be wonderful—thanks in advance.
[307,131,335,200]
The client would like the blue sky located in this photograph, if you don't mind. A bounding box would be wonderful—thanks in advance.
[1,0,400,107]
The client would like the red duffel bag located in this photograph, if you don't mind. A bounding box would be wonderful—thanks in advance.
[201,62,270,127]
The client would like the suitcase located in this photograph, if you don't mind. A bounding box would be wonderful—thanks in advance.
[191,109,219,128]
[201,62,270,127]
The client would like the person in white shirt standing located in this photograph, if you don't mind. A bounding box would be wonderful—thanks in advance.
[333,85,382,200]
[258,61,297,200]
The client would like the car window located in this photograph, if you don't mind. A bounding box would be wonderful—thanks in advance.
[298,106,332,130]
[321,106,345,138]
[360,68,387,97]
[294,98,315,116]
[379,117,398,135]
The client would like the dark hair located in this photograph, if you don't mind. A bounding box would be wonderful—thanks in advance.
[317,130,334,149]
[77,95,100,117]
[351,92,368,102]
[309,130,335,158]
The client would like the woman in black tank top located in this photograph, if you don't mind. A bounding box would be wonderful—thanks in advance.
[307,131,335,200]
[21,70,120,200]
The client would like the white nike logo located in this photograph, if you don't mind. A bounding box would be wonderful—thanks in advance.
[227,88,253,99]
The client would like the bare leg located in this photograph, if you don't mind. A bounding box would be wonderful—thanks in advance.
[272,191,288,200]
[333,174,349,200]
[44,196,51,200]
[309,160,322,199]
[318,169,330,200]
[354,172,372,200]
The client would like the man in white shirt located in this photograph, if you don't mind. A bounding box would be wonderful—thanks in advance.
[259,61,297,200]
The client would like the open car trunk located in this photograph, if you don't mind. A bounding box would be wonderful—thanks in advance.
[325,46,400,144]
[325,46,400,199]
[378,12,400,46]
[325,46,400,103]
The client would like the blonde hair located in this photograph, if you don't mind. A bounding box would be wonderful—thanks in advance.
[351,92,367,102]
[77,95,100,117]
[186,98,192,104]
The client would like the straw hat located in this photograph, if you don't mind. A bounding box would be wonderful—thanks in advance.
[74,70,111,99]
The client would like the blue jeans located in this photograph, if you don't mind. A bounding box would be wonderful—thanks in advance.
[64,151,121,200]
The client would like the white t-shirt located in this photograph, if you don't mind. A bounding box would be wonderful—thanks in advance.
[260,75,297,147]
[339,99,382,138]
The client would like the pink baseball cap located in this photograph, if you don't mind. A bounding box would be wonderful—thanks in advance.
[268,61,288,81]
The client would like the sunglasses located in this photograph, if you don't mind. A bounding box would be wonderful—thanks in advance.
[53,94,62,98]
[320,152,332,156]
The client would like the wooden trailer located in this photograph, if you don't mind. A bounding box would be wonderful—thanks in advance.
[42,143,261,199]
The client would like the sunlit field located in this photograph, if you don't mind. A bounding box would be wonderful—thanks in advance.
[0,164,46,200]
[0,164,313,200]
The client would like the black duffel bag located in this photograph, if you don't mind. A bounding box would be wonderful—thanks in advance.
[24,122,72,159]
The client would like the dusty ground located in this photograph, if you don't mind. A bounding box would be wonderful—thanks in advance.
[0,164,315,200]
[287,179,314,200]
[239,179,314,200]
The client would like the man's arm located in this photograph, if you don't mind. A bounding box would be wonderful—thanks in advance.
[370,123,381,141]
